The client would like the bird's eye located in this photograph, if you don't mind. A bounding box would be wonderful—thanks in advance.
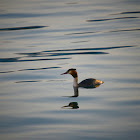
[68,70,71,74]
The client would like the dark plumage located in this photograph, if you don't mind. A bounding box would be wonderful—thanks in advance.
[78,78,103,88]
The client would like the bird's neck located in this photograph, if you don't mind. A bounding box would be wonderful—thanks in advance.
[71,71,78,87]
[73,76,78,87]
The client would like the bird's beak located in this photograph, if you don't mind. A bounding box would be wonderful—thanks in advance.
[61,72,68,75]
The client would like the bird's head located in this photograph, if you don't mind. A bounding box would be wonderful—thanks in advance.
[61,68,77,78]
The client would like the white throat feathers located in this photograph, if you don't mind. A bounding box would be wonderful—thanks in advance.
[68,69,78,87]
[73,77,78,87]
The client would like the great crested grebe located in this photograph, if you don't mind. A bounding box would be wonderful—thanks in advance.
[61,68,104,88]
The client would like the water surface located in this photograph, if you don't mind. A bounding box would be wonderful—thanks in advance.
[0,0,140,140]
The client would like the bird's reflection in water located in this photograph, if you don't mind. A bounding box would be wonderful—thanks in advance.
[72,86,79,97]
[63,86,79,97]
[61,84,101,109]
[62,102,79,109]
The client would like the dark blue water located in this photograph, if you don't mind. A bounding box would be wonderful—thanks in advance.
[0,0,140,140]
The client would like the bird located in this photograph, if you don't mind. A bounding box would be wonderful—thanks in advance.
[61,68,104,88]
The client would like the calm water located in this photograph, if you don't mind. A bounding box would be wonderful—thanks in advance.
[0,0,140,140]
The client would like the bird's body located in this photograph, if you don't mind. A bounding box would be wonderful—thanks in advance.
[61,68,103,88]
[78,78,103,88]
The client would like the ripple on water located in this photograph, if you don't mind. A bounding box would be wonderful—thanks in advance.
[87,16,139,22]
[111,11,140,15]
[0,57,70,63]
[0,26,47,31]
